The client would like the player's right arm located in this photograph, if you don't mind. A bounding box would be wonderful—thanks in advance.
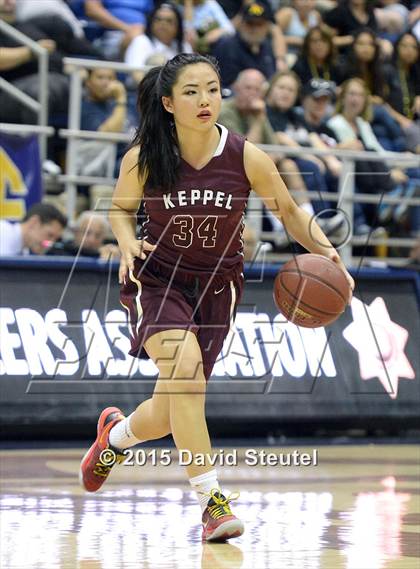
[109,146,156,283]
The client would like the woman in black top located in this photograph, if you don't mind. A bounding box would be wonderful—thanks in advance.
[385,32,420,152]
[292,25,341,85]
[339,28,387,103]
[384,31,420,131]
[324,0,393,56]
[324,0,378,49]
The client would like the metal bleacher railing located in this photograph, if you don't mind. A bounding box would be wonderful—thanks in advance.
[0,19,49,160]
[61,57,420,266]
[1,48,419,266]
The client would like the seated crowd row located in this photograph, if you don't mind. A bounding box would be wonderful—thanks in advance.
[0,0,419,257]
[1,0,419,131]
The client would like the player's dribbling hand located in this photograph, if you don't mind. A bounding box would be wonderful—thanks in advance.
[118,239,156,284]
[329,251,355,305]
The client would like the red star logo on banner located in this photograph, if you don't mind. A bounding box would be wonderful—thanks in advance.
[343,297,415,399]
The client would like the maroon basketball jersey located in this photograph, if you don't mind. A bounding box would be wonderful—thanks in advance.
[142,124,251,274]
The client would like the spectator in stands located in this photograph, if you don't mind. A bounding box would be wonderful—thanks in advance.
[297,79,344,176]
[275,0,321,61]
[409,5,420,41]
[323,0,378,48]
[383,32,420,138]
[327,78,411,227]
[218,69,342,241]
[375,0,409,39]
[298,77,379,234]
[15,0,85,38]
[339,28,387,103]
[210,1,277,88]
[324,0,393,55]
[76,67,127,177]
[265,73,346,233]
[0,203,67,256]
[124,3,192,71]
[266,70,306,142]
[1,0,101,58]
[180,0,235,53]
[218,69,276,145]
[337,28,407,152]
[81,67,127,132]
[266,72,335,174]
[47,211,120,259]
[291,25,342,86]
[215,0,246,20]
[84,0,153,60]
[0,0,102,124]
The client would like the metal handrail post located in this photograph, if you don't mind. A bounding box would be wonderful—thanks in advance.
[64,68,84,224]
[38,49,49,161]
[0,78,40,111]
[338,158,355,265]
[0,19,48,160]
[246,191,263,239]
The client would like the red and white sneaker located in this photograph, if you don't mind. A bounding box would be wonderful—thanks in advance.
[202,490,244,542]
[79,406,125,492]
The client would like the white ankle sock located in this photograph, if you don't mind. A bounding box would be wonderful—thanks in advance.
[108,412,144,450]
[189,469,221,513]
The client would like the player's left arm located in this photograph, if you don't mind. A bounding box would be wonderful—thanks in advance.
[244,141,354,295]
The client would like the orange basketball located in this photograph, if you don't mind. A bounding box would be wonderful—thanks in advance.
[273,254,351,328]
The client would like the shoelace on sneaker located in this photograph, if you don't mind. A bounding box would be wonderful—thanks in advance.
[204,489,240,520]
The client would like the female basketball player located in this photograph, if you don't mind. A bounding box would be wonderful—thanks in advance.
[80,53,354,542]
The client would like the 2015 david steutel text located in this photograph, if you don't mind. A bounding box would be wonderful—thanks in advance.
[117,448,318,467]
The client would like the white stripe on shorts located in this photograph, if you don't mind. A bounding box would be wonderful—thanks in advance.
[128,269,143,334]
[229,280,236,327]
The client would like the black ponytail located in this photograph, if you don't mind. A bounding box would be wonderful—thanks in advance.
[131,53,221,193]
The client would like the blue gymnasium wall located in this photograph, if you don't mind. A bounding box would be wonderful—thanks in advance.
[0,258,419,437]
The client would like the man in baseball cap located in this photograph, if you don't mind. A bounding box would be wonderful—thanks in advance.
[302,78,336,100]
[240,1,272,22]
[211,0,277,87]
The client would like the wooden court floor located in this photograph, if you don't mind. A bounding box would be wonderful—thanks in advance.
[1,444,419,569]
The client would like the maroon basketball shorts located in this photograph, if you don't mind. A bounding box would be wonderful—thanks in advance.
[120,255,244,381]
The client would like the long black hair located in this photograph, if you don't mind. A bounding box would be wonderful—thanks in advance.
[131,53,221,193]
[145,2,184,54]
[343,28,386,99]
[394,31,419,70]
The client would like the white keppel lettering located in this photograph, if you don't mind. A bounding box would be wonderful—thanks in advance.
[163,193,176,209]
[202,189,214,205]
[178,190,187,206]
[190,189,200,205]
[214,191,225,207]
[225,194,233,210]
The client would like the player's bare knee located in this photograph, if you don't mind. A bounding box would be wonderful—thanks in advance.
[171,358,204,381]
[169,361,206,395]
